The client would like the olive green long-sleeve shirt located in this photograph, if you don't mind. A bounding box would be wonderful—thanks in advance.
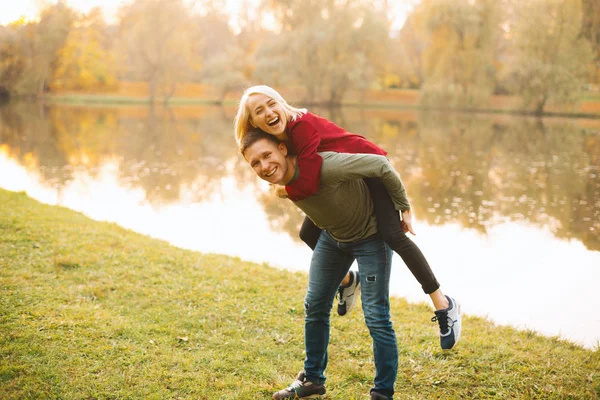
[292,152,410,243]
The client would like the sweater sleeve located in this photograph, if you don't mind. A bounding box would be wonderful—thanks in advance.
[285,120,323,201]
[320,152,411,211]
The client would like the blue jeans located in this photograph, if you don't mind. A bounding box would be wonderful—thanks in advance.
[303,231,398,399]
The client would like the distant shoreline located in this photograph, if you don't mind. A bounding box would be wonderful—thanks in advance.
[26,82,600,119]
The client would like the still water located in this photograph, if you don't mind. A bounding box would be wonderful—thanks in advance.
[1,102,599,348]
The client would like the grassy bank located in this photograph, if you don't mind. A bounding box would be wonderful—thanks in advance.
[0,189,598,399]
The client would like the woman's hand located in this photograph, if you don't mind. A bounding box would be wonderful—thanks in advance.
[401,209,416,235]
[271,184,289,199]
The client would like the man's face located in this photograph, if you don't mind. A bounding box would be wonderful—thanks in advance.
[247,93,286,136]
[243,138,290,185]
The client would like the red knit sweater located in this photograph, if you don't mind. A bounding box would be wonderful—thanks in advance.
[284,112,387,201]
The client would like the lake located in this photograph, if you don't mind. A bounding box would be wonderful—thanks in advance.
[1,101,599,348]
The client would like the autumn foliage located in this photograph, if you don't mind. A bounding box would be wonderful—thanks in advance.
[0,0,598,113]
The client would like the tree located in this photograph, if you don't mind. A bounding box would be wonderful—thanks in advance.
[504,0,593,114]
[254,0,390,105]
[116,0,200,103]
[415,0,503,109]
[253,20,328,103]
[13,2,75,96]
[580,0,600,83]
[389,14,426,89]
[193,6,248,100]
[50,8,118,92]
[0,23,25,98]
[202,45,248,102]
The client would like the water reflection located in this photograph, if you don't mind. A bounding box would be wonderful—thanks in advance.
[1,102,599,348]
[338,110,600,250]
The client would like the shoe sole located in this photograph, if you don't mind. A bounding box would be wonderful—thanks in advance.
[272,394,326,399]
[337,273,361,316]
[344,285,361,314]
[454,302,462,348]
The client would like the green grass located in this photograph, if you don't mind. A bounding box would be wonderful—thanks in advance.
[0,188,598,399]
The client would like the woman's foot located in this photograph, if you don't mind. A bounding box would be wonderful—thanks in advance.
[431,295,462,349]
[337,270,360,316]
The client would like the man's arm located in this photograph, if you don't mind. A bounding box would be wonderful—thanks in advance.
[320,151,411,211]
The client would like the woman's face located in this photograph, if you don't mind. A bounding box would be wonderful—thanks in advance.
[247,94,286,136]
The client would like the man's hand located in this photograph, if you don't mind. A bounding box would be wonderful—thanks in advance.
[271,184,289,199]
[401,209,416,235]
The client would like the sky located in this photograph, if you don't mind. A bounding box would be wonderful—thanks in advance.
[0,0,413,31]
[0,0,127,24]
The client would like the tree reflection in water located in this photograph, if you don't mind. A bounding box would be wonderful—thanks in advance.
[307,108,599,251]
[0,102,597,251]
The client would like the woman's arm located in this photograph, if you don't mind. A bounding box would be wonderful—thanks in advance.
[284,120,324,201]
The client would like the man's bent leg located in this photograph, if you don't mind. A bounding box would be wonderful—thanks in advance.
[352,235,397,398]
[304,231,354,385]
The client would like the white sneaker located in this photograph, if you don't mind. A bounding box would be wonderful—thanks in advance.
[337,270,360,316]
[431,295,462,349]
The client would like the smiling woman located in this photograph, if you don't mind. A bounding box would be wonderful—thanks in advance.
[235,85,307,143]
[247,94,288,136]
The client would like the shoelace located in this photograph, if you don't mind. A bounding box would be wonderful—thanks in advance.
[431,312,454,335]
[336,286,345,304]
[287,379,305,391]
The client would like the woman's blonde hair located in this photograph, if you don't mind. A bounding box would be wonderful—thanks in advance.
[234,85,307,144]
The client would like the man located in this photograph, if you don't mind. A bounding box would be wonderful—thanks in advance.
[240,130,461,400]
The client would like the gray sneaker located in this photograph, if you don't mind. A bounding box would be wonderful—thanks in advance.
[337,270,360,316]
[272,371,326,399]
[431,295,462,350]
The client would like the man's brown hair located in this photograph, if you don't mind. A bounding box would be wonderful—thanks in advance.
[238,129,282,155]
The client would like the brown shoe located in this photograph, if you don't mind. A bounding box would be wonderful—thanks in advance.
[370,391,389,400]
[272,371,326,399]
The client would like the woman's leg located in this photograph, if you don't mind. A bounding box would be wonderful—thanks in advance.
[364,178,442,299]
[299,216,322,250]
[364,180,461,349]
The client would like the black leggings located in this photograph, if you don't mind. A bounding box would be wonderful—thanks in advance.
[298,178,440,294]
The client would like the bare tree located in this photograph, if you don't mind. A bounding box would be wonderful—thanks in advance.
[415,0,503,109]
[194,7,248,101]
[580,0,600,83]
[11,2,75,97]
[504,0,593,114]
[254,0,390,105]
[116,0,200,103]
